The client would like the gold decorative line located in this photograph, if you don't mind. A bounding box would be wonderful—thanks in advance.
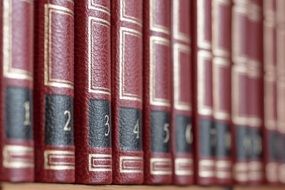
[88,16,111,95]
[119,27,142,102]
[88,0,110,15]
[216,160,231,168]
[197,0,211,50]
[150,158,172,175]
[3,0,33,81]
[175,158,193,176]
[120,0,142,26]
[150,36,171,107]
[173,43,191,111]
[197,50,213,116]
[44,150,75,170]
[88,154,112,172]
[150,0,170,34]
[3,145,34,169]
[44,4,74,89]
[172,0,190,43]
[199,171,215,178]
[119,156,143,174]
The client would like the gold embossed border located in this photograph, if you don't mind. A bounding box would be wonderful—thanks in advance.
[44,150,74,170]
[120,0,142,26]
[119,156,143,174]
[150,0,170,34]
[150,158,172,175]
[173,43,191,111]
[88,154,112,172]
[3,145,34,169]
[3,0,33,81]
[119,27,142,102]
[198,159,215,178]
[150,36,171,107]
[197,0,211,50]
[174,158,193,176]
[88,16,111,95]
[88,0,110,15]
[44,4,74,89]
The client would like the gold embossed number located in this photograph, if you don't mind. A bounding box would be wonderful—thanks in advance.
[133,119,140,139]
[104,115,110,137]
[185,124,193,144]
[163,123,170,143]
[63,110,72,131]
[24,101,31,126]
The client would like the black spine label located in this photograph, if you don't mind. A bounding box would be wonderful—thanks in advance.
[236,125,249,160]
[119,107,142,151]
[216,122,231,158]
[89,99,111,148]
[151,111,170,153]
[45,94,74,146]
[5,87,33,140]
[175,115,192,153]
[199,119,216,157]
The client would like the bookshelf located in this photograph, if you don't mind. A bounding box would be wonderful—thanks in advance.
[0,183,284,190]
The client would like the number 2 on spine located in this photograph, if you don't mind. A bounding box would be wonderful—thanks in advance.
[63,110,71,131]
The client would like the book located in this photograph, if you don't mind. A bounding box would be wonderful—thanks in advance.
[34,0,75,183]
[171,0,193,185]
[263,0,278,184]
[144,0,173,185]
[111,0,144,184]
[212,0,232,185]
[0,0,34,182]
[74,0,112,184]
[193,0,215,185]
[247,0,264,184]
[232,0,250,184]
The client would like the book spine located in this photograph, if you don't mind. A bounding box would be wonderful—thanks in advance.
[74,0,112,184]
[34,0,75,183]
[171,0,193,185]
[112,0,144,184]
[276,0,285,184]
[247,0,264,184]
[144,0,173,185]
[193,0,215,185]
[263,0,278,184]
[0,0,34,182]
[232,0,250,184]
[212,0,232,185]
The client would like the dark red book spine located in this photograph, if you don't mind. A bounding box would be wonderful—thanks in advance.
[171,0,193,185]
[247,0,264,184]
[0,0,34,182]
[112,0,144,184]
[276,0,285,184]
[232,0,250,184]
[263,0,278,184]
[212,0,232,185]
[34,0,75,183]
[144,0,173,185]
[74,0,112,184]
[193,0,215,185]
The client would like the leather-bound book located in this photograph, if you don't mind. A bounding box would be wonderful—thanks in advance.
[171,0,193,185]
[0,0,34,182]
[112,0,144,184]
[34,0,75,183]
[263,0,278,184]
[192,0,215,185]
[276,0,285,184]
[247,0,264,184]
[74,0,112,184]
[144,0,173,185]
[212,0,232,185]
[232,0,250,185]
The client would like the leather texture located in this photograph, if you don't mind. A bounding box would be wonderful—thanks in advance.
[212,0,232,185]
[263,0,278,185]
[144,0,173,185]
[112,0,144,184]
[171,0,193,185]
[192,0,216,185]
[0,0,34,182]
[34,0,75,183]
[74,0,112,184]
[247,0,264,185]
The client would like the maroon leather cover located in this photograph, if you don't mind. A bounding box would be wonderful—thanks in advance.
[74,0,112,184]
[171,0,193,185]
[263,0,278,185]
[247,0,264,184]
[232,0,250,185]
[144,0,173,185]
[212,0,232,185]
[192,0,215,185]
[34,0,75,183]
[112,0,144,184]
[275,0,285,184]
[0,0,34,182]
